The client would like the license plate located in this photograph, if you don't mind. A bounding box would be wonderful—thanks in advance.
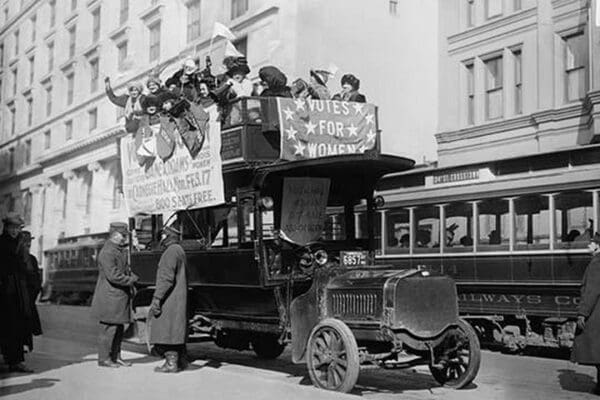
[340,251,368,267]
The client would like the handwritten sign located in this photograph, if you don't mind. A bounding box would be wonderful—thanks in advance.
[120,106,224,216]
[280,177,330,245]
[277,98,378,160]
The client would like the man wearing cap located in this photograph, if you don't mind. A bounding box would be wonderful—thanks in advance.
[149,223,188,373]
[90,222,139,368]
[572,232,600,394]
[0,213,35,372]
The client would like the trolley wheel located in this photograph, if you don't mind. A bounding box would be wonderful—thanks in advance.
[251,334,285,359]
[306,318,360,393]
[429,318,481,389]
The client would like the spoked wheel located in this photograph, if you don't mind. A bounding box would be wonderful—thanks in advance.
[429,318,481,388]
[306,318,360,393]
[251,333,285,359]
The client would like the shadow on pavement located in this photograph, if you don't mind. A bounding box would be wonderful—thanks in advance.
[557,369,596,394]
[0,378,60,397]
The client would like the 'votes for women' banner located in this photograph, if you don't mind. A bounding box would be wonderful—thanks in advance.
[277,98,378,161]
[120,106,224,216]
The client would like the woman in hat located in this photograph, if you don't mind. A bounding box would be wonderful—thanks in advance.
[165,57,202,102]
[258,66,292,98]
[213,56,253,104]
[105,77,145,134]
[572,232,600,394]
[332,73,366,103]
[146,75,166,98]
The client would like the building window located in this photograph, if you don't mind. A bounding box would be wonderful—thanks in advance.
[389,0,398,15]
[486,0,502,19]
[117,41,128,71]
[49,0,56,28]
[25,139,31,165]
[30,14,36,43]
[564,32,588,102]
[90,58,99,92]
[231,0,248,19]
[11,67,17,95]
[23,191,32,225]
[514,0,522,11]
[26,98,33,126]
[485,56,503,120]
[466,0,475,27]
[9,107,15,135]
[68,25,76,58]
[149,22,161,62]
[14,29,19,56]
[233,36,247,56]
[47,41,54,72]
[9,148,15,172]
[88,108,97,131]
[71,0,77,12]
[44,130,51,149]
[513,49,522,114]
[119,0,128,26]
[28,55,34,85]
[65,120,73,140]
[466,62,474,125]
[187,0,201,42]
[45,86,52,116]
[66,73,75,105]
[92,8,101,43]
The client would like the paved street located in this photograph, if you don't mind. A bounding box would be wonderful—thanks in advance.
[0,305,599,399]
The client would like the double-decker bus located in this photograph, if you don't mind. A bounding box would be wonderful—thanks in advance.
[369,143,600,350]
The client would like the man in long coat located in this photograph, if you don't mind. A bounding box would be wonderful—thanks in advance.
[19,231,43,351]
[572,232,600,394]
[149,224,188,373]
[90,222,138,368]
[0,213,34,372]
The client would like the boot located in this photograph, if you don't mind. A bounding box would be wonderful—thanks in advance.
[154,351,179,373]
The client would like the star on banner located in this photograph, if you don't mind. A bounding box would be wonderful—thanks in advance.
[283,107,295,121]
[353,102,364,115]
[294,141,306,156]
[294,98,306,111]
[286,125,298,140]
[305,120,317,135]
[365,113,374,125]
[347,124,358,137]
[366,130,376,143]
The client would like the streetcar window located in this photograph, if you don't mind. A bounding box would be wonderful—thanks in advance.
[555,191,594,249]
[386,208,410,254]
[414,205,440,253]
[445,202,473,252]
[515,195,550,250]
[477,198,509,250]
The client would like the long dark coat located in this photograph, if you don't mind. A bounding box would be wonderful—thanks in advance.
[572,253,600,365]
[0,232,34,348]
[150,238,188,345]
[90,240,136,324]
[24,254,42,338]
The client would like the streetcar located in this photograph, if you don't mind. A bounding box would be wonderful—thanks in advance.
[43,232,108,305]
[372,143,600,351]
[128,97,481,392]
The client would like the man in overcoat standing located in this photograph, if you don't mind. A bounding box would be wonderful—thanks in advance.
[90,222,138,368]
[149,224,188,373]
[572,232,600,394]
[0,213,34,372]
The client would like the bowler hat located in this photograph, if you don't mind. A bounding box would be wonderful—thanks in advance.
[109,222,129,236]
[2,212,24,227]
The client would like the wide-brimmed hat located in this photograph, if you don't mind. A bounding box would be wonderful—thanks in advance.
[310,69,331,86]
[109,222,129,236]
[146,75,162,89]
[224,56,250,76]
[2,212,24,227]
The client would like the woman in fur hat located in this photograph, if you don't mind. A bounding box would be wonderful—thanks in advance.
[213,56,253,104]
[258,66,292,98]
[105,77,145,133]
[332,73,366,103]
[165,57,201,101]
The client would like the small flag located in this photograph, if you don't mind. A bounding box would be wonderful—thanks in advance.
[224,40,244,58]
[212,22,236,40]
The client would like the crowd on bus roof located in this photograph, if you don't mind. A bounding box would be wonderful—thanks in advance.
[105,55,368,135]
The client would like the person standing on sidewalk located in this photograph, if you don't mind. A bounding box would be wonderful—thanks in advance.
[17,231,43,353]
[90,222,138,368]
[0,213,34,373]
[149,224,188,373]
[572,232,600,395]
